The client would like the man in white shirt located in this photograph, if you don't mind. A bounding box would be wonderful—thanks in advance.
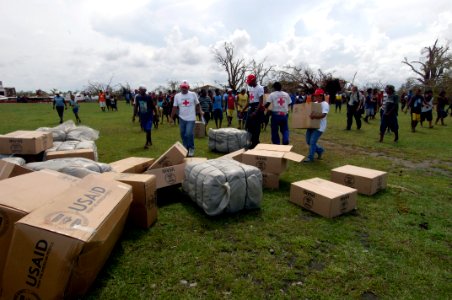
[241,74,264,149]
[304,88,329,162]
[171,80,203,157]
[264,82,290,145]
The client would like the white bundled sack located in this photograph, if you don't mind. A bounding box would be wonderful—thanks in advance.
[44,140,98,161]
[0,155,26,166]
[208,128,251,153]
[25,157,111,178]
[36,120,99,142]
[182,159,262,216]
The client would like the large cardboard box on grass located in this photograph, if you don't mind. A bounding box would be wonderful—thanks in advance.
[194,121,206,138]
[148,142,187,170]
[291,102,322,129]
[290,177,357,218]
[331,165,387,195]
[241,144,304,174]
[44,148,96,161]
[262,172,280,189]
[99,172,157,228]
[0,170,80,284]
[1,174,132,299]
[109,157,155,173]
[0,130,53,155]
[145,163,185,189]
[0,159,33,180]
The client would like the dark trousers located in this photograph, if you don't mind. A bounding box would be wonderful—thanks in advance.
[346,105,361,130]
[56,106,64,121]
[246,105,263,149]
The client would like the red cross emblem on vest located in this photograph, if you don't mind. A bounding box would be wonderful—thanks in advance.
[182,99,190,106]
[278,97,285,106]
[250,93,255,101]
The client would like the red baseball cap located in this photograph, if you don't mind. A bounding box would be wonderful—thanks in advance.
[246,74,256,84]
[179,80,190,89]
[314,88,325,96]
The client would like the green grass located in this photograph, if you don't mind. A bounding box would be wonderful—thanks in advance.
[1,102,451,299]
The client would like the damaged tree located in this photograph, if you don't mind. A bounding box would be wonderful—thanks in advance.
[213,42,248,91]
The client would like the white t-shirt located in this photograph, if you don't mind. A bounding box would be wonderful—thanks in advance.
[174,91,199,121]
[248,85,264,104]
[267,91,290,114]
[318,101,329,132]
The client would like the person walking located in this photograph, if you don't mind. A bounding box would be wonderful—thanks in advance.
[225,89,236,127]
[98,90,106,112]
[406,88,423,132]
[241,74,264,149]
[69,92,81,123]
[171,80,203,157]
[53,91,67,124]
[264,82,290,145]
[304,88,329,162]
[212,89,223,128]
[198,89,212,128]
[421,90,434,128]
[435,90,448,126]
[133,86,157,149]
[346,86,363,130]
[379,85,399,142]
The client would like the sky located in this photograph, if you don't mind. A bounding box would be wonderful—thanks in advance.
[1,0,451,92]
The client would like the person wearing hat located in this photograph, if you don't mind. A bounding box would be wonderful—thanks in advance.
[379,85,399,142]
[171,80,203,157]
[133,86,158,149]
[52,91,67,124]
[304,88,329,162]
[264,82,290,145]
[346,85,363,130]
[241,74,264,149]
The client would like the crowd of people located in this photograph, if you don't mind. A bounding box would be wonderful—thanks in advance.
[53,77,451,160]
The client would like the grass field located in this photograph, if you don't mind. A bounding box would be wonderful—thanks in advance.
[1,101,451,299]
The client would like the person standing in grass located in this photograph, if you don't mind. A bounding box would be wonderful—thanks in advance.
[236,88,248,129]
[304,88,329,163]
[421,90,434,128]
[226,89,236,127]
[98,90,106,112]
[53,91,67,124]
[198,89,212,127]
[264,82,290,145]
[133,86,157,149]
[435,90,448,126]
[379,85,399,143]
[212,89,223,128]
[171,80,203,157]
[242,74,264,149]
[405,88,423,132]
[346,85,363,130]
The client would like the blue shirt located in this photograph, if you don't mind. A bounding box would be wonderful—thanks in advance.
[213,95,223,110]
[53,96,65,107]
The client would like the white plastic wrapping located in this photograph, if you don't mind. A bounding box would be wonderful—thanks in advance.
[37,120,99,142]
[0,155,26,166]
[44,140,98,161]
[208,128,251,153]
[182,159,262,216]
[25,158,111,178]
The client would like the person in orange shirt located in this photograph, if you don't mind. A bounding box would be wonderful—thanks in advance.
[98,90,106,112]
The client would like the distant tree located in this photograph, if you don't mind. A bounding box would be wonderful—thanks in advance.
[402,39,452,91]
[167,80,179,91]
[213,42,248,91]
[249,58,275,87]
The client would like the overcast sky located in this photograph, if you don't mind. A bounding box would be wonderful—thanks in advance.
[1,0,451,92]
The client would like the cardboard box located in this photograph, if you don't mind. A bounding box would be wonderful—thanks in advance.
[194,121,205,138]
[0,170,80,283]
[144,163,185,189]
[291,103,322,129]
[109,157,155,173]
[0,159,33,180]
[290,177,357,218]
[99,172,157,228]
[0,130,53,155]
[241,144,304,174]
[262,172,280,189]
[331,165,387,195]
[1,174,132,299]
[148,142,187,170]
[44,148,96,161]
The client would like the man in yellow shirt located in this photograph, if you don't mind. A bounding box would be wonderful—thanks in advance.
[236,88,248,129]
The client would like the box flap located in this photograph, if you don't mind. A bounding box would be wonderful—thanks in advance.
[293,177,356,198]
[0,159,33,180]
[109,157,154,173]
[219,148,245,161]
[283,151,305,162]
[149,142,188,170]
[243,149,285,159]
[254,144,293,152]
[332,164,387,178]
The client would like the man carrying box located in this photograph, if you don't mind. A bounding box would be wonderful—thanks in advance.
[304,88,329,163]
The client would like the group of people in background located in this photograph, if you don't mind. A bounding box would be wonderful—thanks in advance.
[53,78,450,161]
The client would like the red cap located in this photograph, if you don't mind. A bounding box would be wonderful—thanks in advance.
[246,74,256,84]
[314,88,325,96]
[179,80,190,89]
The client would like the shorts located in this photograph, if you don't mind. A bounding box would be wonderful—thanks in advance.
[227,109,235,117]
[411,113,421,122]
[421,110,433,122]
[99,102,106,108]
[213,109,223,120]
